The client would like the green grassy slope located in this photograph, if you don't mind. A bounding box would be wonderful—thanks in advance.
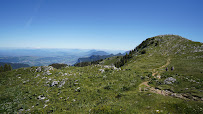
[122,35,203,99]
[0,35,202,113]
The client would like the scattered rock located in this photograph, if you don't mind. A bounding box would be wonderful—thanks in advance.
[99,69,105,73]
[74,83,79,86]
[36,67,41,72]
[103,75,107,79]
[164,77,176,84]
[103,65,121,71]
[38,95,46,100]
[104,65,110,68]
[43,71,52,75]
[26,109,30,112]
[43,104,48,108]
[75,87,80,92]
[51,81,59,87]
[23,80,29,84]
[18,108,24,112]
[58,80,66,88]
[35,74,40,78]
[171,66,174,71]
[42,77,47,79]
[43,66,54,72]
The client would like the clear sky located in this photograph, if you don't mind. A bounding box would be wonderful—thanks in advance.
[0,0,202,50]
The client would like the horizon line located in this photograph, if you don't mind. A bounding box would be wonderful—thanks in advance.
[0,47,130,51]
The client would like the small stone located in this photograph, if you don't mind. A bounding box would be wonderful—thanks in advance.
[51,81,59,87]
[58,80,66,88]
[36,67,41,72]
[26,109,30,111]
[35,74,40,78]
[45,99,49,103]
[99,69,105,73]
[75,87,80,92]
[43,104,48,108]
[38,95,46,100]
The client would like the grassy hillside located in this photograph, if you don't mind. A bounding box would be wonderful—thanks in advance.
[0,35,202,113]
[120,35,203,98]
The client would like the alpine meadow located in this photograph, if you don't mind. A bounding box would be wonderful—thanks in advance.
[0,35,202,113]
[0,0,203,114]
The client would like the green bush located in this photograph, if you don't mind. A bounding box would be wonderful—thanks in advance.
[141,50,146,54]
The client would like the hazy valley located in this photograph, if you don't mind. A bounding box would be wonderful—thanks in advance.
[0,49,125,67]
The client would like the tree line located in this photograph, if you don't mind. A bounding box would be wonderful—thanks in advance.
[74,59,103,67]
[114,50,135,68]
[0,64,12,72]
[114,37,156,68]
[49,63,68,69]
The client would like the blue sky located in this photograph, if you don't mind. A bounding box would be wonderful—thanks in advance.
[0,0,202,50]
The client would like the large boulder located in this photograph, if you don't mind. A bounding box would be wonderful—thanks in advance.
[164,77,176,84]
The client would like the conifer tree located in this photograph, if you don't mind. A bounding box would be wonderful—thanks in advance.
[0,66,3,72]
[4,64,8,72]
[8,64,12,71]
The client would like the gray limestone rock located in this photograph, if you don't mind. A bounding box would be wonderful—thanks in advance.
[99,69,105,73]
[164,77,176,84]
[38,95,46,100]
[58,80,66,88]
[51,81,59,87]
[36,67,41,72]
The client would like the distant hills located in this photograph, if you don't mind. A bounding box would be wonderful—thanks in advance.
[0,49,125,66]
[75,53,123,64]
[0,48,125,57]
[86,50,109,56]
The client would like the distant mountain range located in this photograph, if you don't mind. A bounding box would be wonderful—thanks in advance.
[75,53,123,64]
[0,48,125,57]
[86,50,110,56]
[0,49,126,66]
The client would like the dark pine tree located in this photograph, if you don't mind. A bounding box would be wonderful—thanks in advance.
[8,64,12,71]
[4,64,9,72]
[0,66,3,72]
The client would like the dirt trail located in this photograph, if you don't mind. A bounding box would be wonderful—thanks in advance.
[152,58,170,78]
[138,81,203,101]
[139,58,202,101]
[139,81,163,95]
